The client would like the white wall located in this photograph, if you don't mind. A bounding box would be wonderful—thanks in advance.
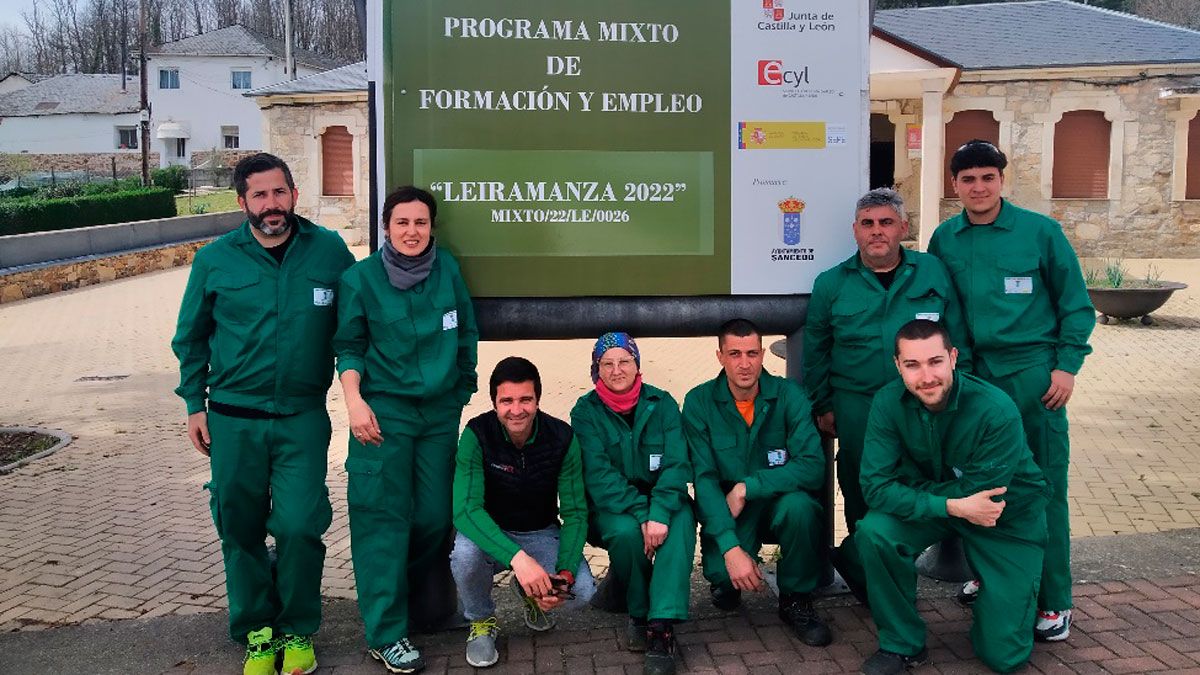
[148,54,321,167]
[0,76,34,95]
[0,112,142,154]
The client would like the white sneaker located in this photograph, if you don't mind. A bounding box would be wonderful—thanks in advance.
[1034,609,1071,642]
[957,579,980,606]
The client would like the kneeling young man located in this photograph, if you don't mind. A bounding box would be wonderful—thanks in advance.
[683,319,832,646]
[571,332,696,675]
[451,357,596,669]
[856,320,1049,675]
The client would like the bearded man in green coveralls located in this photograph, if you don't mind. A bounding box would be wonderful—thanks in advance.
[856,320,1049,675]
[172,153,355,675]
[803,187,969,594]
[929,140,1094,642]
[683,318,833,646]
[571,332,695,675]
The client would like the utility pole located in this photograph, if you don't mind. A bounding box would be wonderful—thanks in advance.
[139,0,150,186]
[284,0,296,80]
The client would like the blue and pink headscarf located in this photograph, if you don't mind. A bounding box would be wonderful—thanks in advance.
[591,331,643,414]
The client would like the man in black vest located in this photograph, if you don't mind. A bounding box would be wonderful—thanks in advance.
[450,356,596,669]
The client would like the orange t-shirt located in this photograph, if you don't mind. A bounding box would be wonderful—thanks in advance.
[735,398,755,427]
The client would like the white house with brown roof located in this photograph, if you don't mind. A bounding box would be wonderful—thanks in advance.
[145,24,350,168]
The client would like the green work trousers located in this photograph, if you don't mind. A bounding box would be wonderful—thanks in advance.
[592,506,696,621]
[345,397,461,649]
[978,360,1071,611]
[832,388,873,536]
[700,491,823,596]
[856,510,1044,673]
[206,408,333,643]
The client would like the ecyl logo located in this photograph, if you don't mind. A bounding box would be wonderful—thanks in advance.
[757,60,810,86]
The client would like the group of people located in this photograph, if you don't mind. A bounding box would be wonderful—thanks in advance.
[172,140,1092,675]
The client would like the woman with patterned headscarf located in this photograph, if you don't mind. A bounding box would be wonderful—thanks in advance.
[569,332,695,675]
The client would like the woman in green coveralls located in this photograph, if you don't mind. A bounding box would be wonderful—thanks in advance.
[570,332,695,675]
[333,186,479,674]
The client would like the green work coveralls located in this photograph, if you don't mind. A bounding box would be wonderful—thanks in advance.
[571,384,695,621]
[856,372,1050,673]
[172,217,354,643]
[804,247,970,536]
[683,371,826,596]
[333,246,479,648]
[929,200,1093,612]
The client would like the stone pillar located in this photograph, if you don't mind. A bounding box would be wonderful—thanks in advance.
[918,81,945,251]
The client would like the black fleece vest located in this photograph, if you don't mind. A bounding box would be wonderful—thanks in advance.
[465,410,574,533]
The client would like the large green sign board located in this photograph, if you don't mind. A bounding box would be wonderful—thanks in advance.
[379,1,867,297]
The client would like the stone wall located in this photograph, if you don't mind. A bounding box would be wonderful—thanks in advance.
[261,99,369,245]
[190,149,259,171]
[0,152,162,180]
[0,240,207,304]
[895,70,1200,258]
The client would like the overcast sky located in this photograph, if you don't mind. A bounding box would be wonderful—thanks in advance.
[0,0,36,30]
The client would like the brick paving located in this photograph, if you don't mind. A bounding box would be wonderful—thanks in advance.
[0,256,1199,673]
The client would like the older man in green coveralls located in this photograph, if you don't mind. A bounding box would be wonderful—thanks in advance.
[172,153,355,675]
[571,332,695,675]
[803,187,969,591]
[929,140,1094,642]
[856,319,1049,675]
[683,318,832,646]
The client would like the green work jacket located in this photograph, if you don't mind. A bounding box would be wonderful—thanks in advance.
[860,372,1050,539]
[683,371,825,555]
[172,217,355,415]
[803,247,971,414]
[452,420,588,574]
[570,384,692,527]
[928,200,1094,377]
[333,246,478,405]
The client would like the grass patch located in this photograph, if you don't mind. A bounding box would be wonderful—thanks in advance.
[175,189,240,215]
[0,430,57,466]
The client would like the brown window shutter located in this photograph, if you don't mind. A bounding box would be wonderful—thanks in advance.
[944,110,1000,197]
[1053,111,1110,199]
[321,126,354,196]
[1187,112,1200,200]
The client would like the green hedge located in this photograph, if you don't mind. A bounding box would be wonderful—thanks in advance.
[0,187,178,236]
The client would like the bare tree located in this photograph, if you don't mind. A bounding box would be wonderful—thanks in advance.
[1136,0,1200,29]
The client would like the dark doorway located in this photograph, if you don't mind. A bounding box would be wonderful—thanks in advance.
[870,113,896,189]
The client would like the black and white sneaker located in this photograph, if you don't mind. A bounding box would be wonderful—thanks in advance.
[956,579,980,606]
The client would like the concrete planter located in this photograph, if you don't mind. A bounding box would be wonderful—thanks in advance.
[1088,282,1188,326]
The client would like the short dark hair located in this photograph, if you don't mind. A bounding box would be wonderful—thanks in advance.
[489,356,542,403]
[894,319,953,356]
[383,185,438,228]
[232,153,295,198]
[717,318,762,348]
[949,139,1008,177]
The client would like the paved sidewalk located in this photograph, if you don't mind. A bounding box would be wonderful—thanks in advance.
[0,256,1199,673]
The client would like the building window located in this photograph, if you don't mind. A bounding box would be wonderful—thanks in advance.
[1187,112,1200,200]
[116,126,138,150]
[222,125,240,149]
[944,110,1000,197]
[158,68,180,89]
[231,70,252,90]
[321,126,354,196]
[1053,110,1111,198]
[175,138,187,158]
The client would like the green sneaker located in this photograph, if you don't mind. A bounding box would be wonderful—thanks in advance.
[280,634,317,675]
[243,627,278,675]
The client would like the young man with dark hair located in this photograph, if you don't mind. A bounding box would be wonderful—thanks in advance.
[172,152,355,675]
[803,188,969,592]
[683,319,832,646]
[855,319,1049,674]
[930,140,1094,641]
[450,357,596,669]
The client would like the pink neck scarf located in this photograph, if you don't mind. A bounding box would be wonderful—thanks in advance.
[596,374,643,414]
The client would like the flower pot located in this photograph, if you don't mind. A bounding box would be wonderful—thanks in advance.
[1087,282,1187,326]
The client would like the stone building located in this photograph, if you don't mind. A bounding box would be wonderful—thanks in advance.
[245,62,369,245]
[872,0,1200,257]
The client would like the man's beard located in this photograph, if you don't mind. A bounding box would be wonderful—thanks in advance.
[248,208,296,237]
